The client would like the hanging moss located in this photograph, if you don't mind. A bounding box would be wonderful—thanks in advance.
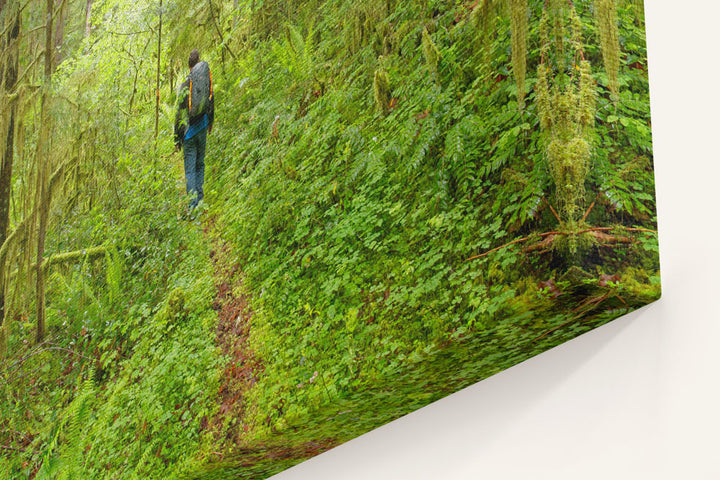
[343,9,364,54]
[374,66,391,115]
[421,27,440,81]
[535,64,552,131]
[509,0,528,110]
[470,0,499,32]
[470,0,500,85]
[535,4,597,226]
[538,6,550,60]
[569,3,584,54]
[578,60,596,129]
[625,0,645,25]
[594,0,620,101]
[546,136,591,221]
[550,0,566,72]
[343,0,394,56]
[377,22,393,56]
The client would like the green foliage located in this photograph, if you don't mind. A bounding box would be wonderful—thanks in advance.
[421,27,440,81]
[198,0,659,453]
[63,283,220,478]
[595,0,621,101]
[509,0,528,109]
[536,3,597,231]
[373,66,391,114]
[1,0,659,478]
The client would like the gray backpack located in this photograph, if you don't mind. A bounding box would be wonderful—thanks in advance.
[188,61,212,117]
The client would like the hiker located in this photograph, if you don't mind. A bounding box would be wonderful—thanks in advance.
[174,48,215,212]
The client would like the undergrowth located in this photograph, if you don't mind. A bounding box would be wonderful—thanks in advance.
[0,0,659,478]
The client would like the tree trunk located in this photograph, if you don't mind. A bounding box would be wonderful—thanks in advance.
[35,0,55,344]
[0,1,20,355]
[155,0,162,144]
[54,0,68,68]
[85,0,93,37]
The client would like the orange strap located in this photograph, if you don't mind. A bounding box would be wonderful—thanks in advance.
[209,69,213,99]
[189,79,193,112]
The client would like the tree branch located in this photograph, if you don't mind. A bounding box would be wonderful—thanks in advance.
[465,226,657,262]
[44,246,107,269]
[0,444,32,453]
[581,192,603,222]
[208,0,237,59]
[542,197,562,223]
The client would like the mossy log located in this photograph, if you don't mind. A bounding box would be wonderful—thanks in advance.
[43,246,107,270]
[9,246,106,280]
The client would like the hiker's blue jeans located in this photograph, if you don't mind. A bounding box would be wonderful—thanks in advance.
[183,128,207,209]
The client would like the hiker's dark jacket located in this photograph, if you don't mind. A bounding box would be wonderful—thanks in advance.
[174,74,215,148]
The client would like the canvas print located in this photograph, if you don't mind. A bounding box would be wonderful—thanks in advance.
[0,0,659,478]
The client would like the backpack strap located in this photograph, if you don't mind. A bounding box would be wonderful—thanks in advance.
[209,69,213,100]
[189,78,193,112]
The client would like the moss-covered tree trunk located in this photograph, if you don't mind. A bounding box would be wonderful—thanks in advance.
[35,0,55,344]
[0,0,21,355]
[85,0,93,37]
[155,0,162,144]
[54,0,68,68]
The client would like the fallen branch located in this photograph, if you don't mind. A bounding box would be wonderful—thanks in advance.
[2,343,92,383]
[572,292,610,313]
[581,226,657,235]
[465,236,531,262]
[523,234,558,253]
[465,226,657,262]
[7,246,106,283]
[589,231,632,244]
[535,289,632,342]
[44,246,107,270]
[0,155,75,271]
[0,444,30,453]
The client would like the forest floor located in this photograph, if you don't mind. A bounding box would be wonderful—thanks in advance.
[204,216,260,448]
[190,214,641,478]
[199,216,338,476]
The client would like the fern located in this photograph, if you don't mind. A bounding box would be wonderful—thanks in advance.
[271,22,317,94]
[409,115,441,172]
[444,115,486,198]
[35,372,95,480]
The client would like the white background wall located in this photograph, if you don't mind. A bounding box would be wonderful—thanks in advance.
[275,1,720,478]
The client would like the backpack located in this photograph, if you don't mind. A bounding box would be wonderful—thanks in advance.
[188,61,212,118]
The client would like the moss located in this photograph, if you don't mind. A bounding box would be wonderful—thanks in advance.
[578,60,596,129]
[156,287,187,325]
[535,64,552,131]
[470,0,499,83]
[559,265,594,284]
[595,0,620,101]
[509,0,528,109]
[536,3,596,227]
[619,266,662,304]
[373,66,391,115]
[550,0,566,71]
[421,27,440,80]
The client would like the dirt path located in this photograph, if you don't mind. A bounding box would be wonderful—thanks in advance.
[196,217,339,478]
[203,218,264,450]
